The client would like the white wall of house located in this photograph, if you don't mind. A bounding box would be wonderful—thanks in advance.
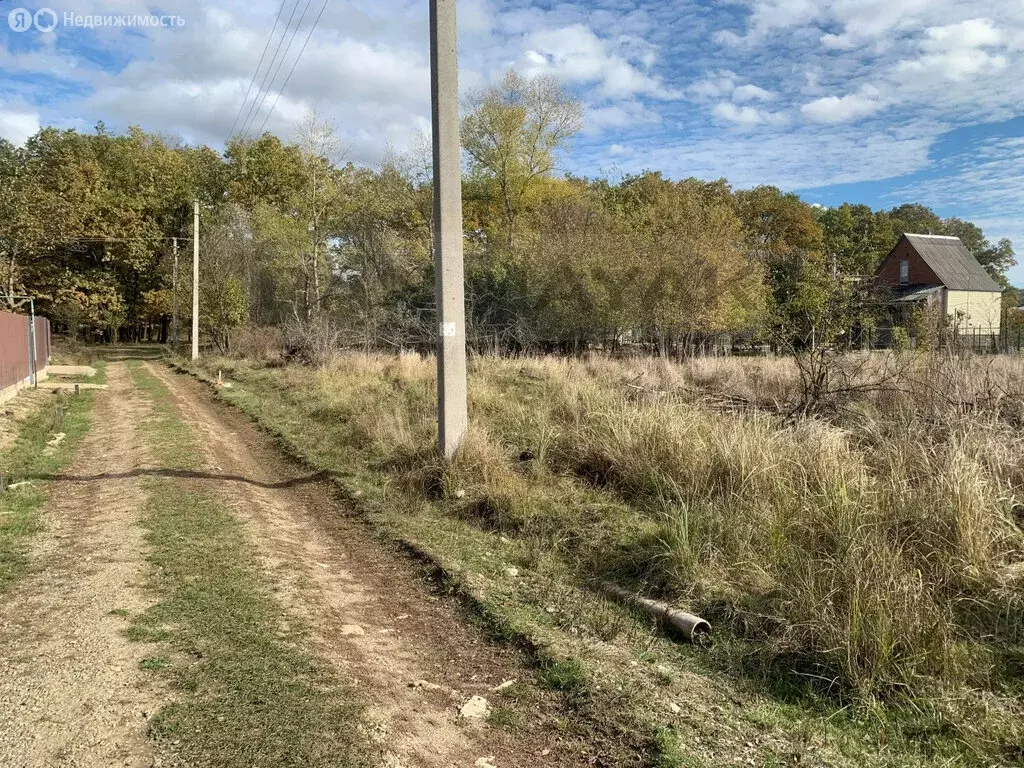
[944,290,1002,332]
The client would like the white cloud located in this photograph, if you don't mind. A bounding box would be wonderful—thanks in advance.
[921,18,1004,50]
[719,0,981,48]
[586,99,662,133]
[688,70,737,100]
[897,19,1010,82]
[0,0,1020,260]
[517,24,678,100]
[581,127,933,190]
[0,108,40,146]
[714,0,820,46]
[733,84,775,102]
[713,101,788,126]
[892,136,1024,227]
[889,135,1024,282]
[60,3,434,155]
[688,72,774,106]
[801,88,887,123]
[459,0,495,35]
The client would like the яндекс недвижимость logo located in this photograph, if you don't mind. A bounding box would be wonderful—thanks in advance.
[8,7,182,32]
[8,7,58,32]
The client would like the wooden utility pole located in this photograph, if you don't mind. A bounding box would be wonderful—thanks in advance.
[172,237,179,347]
[429,0,468,459]
[192,201,200,361]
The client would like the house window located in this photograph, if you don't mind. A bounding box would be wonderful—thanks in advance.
[900,258,909,285]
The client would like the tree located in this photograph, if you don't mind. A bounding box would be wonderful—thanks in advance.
[296,109,347,319]
[816,203,894,277]
[199,206,252,351]
[977,238,1016,285]
[889,203,945,237]
[335,162,432,347]
[736,186,827,346]
[0,107,1014,356]
[525,179,624,349]
[462,71,583,250]
[0,139,44,305]
[736,186,824,267]
[610,174,766,355]
[227,133,316,323]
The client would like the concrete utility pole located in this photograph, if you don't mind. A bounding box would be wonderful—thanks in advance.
[172,237,179,347]
[429,0,468,459]
[192,201,200,361]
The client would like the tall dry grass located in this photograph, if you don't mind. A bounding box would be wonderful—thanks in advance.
[209,348,1024,745]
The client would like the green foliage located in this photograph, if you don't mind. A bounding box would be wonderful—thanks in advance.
[462,70,583,249]
[1,82,1016,350]
[891,326,910,352]
[816,203,895,276]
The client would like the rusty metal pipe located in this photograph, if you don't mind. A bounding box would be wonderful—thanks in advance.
[601,582,711,643]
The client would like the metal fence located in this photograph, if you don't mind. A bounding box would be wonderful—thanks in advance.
[866,326,1020,354]
[0,311,52,396]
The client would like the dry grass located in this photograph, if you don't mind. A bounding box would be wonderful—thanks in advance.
[197,349,1024,762]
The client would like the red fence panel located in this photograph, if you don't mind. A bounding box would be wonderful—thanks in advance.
[0,311,51,394]
[33,316,50,376]
[0,312,31,391]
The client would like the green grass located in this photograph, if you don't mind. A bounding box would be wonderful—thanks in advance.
[538,658,589,694]
[124,362,368,768]
[651,727,702,768]
[0,368,103,594]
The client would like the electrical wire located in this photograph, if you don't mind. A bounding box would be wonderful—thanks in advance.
[245,0,317,138]
[226,0,290,144]
[71,236,193,243]
[255,0,330,137]
[237,0,304,140]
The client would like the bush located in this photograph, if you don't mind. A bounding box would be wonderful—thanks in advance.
[230,326,286,362]
[283,319,344,368]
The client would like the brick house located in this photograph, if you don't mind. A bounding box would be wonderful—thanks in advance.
[877,234,1003,336]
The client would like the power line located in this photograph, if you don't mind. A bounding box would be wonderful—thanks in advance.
[226,0,290,144]
[255,0,330,137]
[246,0,318,138]
[237,0,304,141]
[71,236,193,243]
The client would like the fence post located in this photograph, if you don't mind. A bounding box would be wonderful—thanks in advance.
[29,300,37,387]
[25,314,33,388]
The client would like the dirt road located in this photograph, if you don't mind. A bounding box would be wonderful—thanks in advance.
[0,364,160,767]
[0,360,578,767]
[145,363,570,767]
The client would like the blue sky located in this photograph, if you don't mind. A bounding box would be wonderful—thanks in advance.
[2,0,1023,282]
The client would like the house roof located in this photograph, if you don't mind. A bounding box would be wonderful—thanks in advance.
[894,285,944,303]
[901,234,1002,292]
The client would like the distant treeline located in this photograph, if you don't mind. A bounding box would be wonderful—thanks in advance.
[0,71,1015,352]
